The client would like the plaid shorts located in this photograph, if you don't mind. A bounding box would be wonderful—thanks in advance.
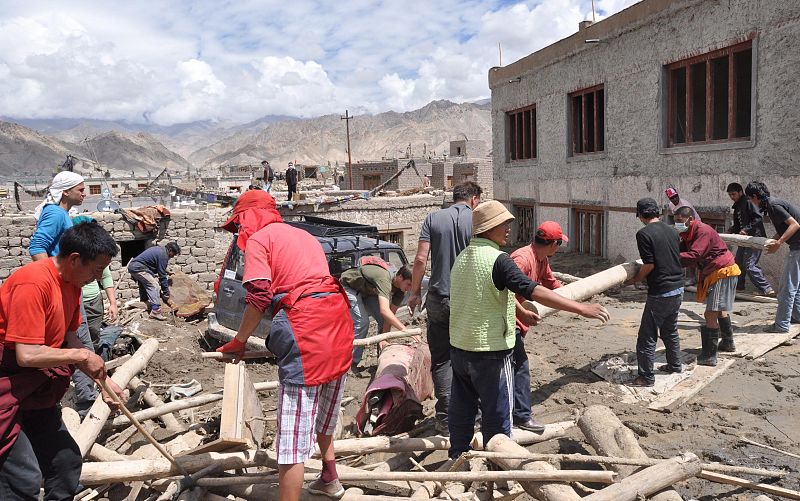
[275,374,347,465]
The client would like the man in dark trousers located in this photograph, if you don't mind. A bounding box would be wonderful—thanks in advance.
[262,160,274,193]
[674,206,740,364]
[726,182,774,296]
[625,198,685,387]
[0,222,124,499]
[408,181,482,435]
[127,242,181,320]
[745,182,800,333]
[286,162,298,202]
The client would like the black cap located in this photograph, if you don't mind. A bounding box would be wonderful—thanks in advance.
[636,198,660,218]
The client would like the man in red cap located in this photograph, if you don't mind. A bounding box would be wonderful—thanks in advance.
[665,187,700,222]
[216,190,354,500]
[509,221,566,432]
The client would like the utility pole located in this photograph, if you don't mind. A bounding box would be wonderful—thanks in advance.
[341,110,353,189]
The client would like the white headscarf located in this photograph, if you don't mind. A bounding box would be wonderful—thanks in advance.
[33,171,84,220]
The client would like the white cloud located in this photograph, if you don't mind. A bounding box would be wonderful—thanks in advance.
[0,0,642,125]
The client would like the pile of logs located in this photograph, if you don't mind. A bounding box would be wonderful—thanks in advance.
[68,334,794,500]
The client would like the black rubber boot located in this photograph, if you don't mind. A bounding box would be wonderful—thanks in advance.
[718,316,736,353]
[697,327,719,366]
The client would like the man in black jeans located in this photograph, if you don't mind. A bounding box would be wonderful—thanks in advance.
[726,182,775,296]
[408,182,482,435]
[625,198,685,387]
[286,162,298,202]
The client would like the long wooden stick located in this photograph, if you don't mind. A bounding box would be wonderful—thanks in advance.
[583,453,701,501]
[699,471,800,500]
[740,437,800,460]
[464,451,786,478]
[352,328,422,346]
[195,469,618,486]
[98,378,190,479]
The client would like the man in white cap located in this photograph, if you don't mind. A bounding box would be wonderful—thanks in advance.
[29,171,86,260]
[448,200,610,459]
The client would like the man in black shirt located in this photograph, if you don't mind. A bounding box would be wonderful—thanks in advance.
[286,162,298,202]
[726,183,774,296]
[625,198,685,387]
[745,182,800,332]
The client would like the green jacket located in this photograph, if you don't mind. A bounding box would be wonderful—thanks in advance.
[449,238,516,352]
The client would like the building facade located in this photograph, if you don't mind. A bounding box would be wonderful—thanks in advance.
[490,0,798,276]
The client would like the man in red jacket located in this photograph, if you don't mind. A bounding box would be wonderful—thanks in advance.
[216,190,354,500]
[674,206,741,366]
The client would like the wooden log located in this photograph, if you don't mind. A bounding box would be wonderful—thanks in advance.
[61,407,129,462]
[107,381,279,428]
[486,434,583,501]
[352,327,422,346]
[582,453,701,501]
[79,450,276,485]
[463,451,786,478]
[205,326,267,352]
[552,271,581,284]
[523,261,640,318]
[698,471,800,500]
[105,354,131,370]
[718,233,777,251]
[322,421,575,457]
[195,469,618,485]
[201,351,272,360]
[129,376,185,434]
[75,338,160,457]
[577,405,683,501]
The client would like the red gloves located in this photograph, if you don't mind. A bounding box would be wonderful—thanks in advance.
[216,338,246,357]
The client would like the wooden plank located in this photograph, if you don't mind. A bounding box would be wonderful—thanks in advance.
[737,324,800,360]
[648,358,735,412]
[241,363,265,446]
[219,362,243,441]
[219,362,264,448]
[179,437,250,456]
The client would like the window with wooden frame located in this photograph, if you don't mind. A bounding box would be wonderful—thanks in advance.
[697,212,728,234]
[362,174,382,190]
[573,206,605,257]
[570,85,605,155]
[666,40,753,146]
[89,185,101,195]
[513,205,536,244]
[507,105,537,161]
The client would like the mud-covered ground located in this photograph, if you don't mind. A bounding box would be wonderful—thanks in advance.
[125,251,799,500]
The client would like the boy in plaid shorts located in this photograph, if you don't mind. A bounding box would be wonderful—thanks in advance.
[217,190,354,500]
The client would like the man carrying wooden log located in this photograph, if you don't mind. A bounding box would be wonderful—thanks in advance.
[745,181,800,333]
[624,198,685,387]
[509,221,565,431]
[0,222,124,500]
[726,182,775,297]
[408,181,482,435]
[216,190,354,500]
[340,258,412,373]
[448,201,609,459]
[673,206,741,364]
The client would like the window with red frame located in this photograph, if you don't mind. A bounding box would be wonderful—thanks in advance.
[666,39,753,146]
[570,85,605,155]
[507,105,536,161]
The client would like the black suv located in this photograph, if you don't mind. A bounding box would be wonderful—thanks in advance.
[209,215,425,341]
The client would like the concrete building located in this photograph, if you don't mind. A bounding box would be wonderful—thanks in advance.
[490,0,798,278]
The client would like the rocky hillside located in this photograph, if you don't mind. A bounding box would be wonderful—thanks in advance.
[0,100,491,180]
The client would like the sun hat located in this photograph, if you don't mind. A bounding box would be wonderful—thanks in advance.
[472,200,515,235]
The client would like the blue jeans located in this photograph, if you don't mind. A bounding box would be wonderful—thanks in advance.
[345,287,383,366]
[128,265,161,311]
[448,347,513,458]
[636,294,683,384]
[72,301,98,415]
[775,249,800,331]
[735,247,772,293]
[425,292,452,427]
[511,329,532,423]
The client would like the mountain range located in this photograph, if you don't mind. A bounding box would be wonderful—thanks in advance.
[0,100,491,181]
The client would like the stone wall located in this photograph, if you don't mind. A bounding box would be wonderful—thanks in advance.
[489,0,798,284]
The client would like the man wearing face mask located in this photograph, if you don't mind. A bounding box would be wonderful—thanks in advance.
[673,206,741,365]
[624,198,684,387]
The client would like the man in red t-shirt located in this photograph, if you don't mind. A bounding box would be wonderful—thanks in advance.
[217,190,353,501]
[509,221,566,433]
[0,222,124,499]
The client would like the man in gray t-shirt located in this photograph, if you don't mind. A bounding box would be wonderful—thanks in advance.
[409,181,482,434]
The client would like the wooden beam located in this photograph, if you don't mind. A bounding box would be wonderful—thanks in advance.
[718,233,777,250]
[699,471,800,500]
[582,453,701,501]
[648,359,736,412]
[75,338,159,457]
[523,261,640,318]
[129,376,184,434]
[219,362,265,448]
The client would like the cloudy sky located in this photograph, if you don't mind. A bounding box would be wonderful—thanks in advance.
[0,0,639,125]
